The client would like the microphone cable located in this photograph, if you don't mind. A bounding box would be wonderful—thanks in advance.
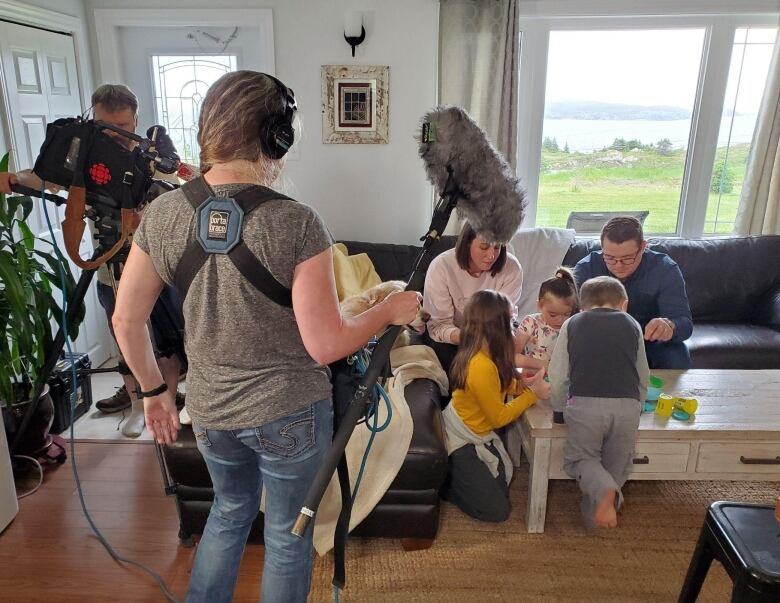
[333,346,393,603]
[38,183,181,603]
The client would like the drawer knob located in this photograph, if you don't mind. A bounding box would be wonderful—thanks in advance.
[739,455,780,465]
[632,455,650,465]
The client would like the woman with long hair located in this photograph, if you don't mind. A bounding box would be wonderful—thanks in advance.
[112,70,421,602]
[441,290,548,522]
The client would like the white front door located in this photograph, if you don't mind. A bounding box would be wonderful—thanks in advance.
[0,20,112,367]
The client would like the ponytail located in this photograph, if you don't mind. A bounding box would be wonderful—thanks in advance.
[539,266,579,312]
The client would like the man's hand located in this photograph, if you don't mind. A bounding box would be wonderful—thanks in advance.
[644,318,674,342]
[0,172,19,194]
[0,169,60,194]
[144,391,180,444]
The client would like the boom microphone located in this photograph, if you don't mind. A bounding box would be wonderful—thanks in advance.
[418,106,526,243]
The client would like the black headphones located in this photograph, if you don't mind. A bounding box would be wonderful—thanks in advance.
[259,74,297,160]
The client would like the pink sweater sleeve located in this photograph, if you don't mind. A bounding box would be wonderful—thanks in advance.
[424,253,462,344]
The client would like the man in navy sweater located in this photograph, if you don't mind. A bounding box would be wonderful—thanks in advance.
[573,217,693,369]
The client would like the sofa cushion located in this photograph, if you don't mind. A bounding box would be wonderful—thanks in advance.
[687,323,780,369]
[342,237,456,284]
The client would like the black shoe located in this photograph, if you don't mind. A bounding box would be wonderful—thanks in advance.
[96,385,131,413]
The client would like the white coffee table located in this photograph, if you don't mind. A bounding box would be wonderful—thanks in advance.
[515,369,780,533]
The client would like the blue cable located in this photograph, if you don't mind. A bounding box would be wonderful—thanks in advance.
[40,186,180,603]
[332,347,395,602]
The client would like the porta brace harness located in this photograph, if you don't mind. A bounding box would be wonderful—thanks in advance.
[174,176,293,306]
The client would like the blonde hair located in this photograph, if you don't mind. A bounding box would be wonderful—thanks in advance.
[580,276,628,309]
[197,70,291,173]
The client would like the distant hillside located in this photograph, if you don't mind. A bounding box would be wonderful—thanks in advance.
[545,100,691,120]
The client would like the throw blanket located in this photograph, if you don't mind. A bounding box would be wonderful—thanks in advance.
[510,227,576,320]
[332,242,381,301]
[442,403,513,484]
[311,344,448,555]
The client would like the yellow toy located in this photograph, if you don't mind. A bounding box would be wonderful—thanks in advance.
[655,394,675,417]
[653,394,698,420]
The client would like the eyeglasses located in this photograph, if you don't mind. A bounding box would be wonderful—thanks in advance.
[603,249,642,266]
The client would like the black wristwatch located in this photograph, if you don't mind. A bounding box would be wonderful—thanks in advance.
[139,383,168,398]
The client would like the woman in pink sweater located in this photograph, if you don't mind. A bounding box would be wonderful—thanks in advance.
[423,222,523,378]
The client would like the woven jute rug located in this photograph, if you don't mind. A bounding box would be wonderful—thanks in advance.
[309,461,779,602]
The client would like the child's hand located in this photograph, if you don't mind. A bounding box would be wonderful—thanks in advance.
[526,368,551,400]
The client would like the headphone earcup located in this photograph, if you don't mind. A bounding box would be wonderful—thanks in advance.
[259,118,294,160]
[269,120,294,159]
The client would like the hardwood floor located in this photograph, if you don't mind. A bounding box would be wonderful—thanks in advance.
[0,441,265,603]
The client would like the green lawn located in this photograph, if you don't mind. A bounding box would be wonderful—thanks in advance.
[536,143,750,234]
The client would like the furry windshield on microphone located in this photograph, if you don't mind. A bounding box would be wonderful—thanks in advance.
[418,106,526,244]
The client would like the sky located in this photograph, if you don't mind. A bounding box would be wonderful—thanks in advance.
[545,27,777,115]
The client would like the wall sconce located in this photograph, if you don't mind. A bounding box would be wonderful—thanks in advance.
[344,11,365,57]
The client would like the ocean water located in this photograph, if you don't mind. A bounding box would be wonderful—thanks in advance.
[542,114,757,153]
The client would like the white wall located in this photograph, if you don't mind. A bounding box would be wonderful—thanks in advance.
[17,0,87,20]
[116,25,266,133]
[85,0,440,245]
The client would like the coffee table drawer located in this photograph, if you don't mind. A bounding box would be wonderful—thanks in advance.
[629,442,690,474]
[696,443,780,474]
[549,440,690,478]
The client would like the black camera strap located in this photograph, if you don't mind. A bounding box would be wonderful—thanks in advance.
[174,176,293,307]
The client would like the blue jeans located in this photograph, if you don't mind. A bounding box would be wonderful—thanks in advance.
[186,398,333,603]
[645,340,692,369]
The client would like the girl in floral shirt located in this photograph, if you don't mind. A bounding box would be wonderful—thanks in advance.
[515,267,579,376]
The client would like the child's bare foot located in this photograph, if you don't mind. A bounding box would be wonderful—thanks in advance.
[594,490,618,528]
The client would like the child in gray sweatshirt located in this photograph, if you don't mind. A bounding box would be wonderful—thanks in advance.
[548,276,649,528]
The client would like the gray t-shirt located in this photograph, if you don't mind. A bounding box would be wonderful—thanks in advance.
[133,183,334,430]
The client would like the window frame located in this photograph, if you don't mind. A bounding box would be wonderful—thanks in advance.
[148,51,241,165]
[516,11,780,238]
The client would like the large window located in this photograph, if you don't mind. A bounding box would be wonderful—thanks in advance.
[538,29,705,235]
[152,55,238,165]
[517,11,779,237]
[705,27,778,234]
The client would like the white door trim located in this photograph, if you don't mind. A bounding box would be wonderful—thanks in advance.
[0,0,93,119]
[93,8,276,83]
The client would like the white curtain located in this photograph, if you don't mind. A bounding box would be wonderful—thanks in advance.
[439,0,520,168]
[734,33,780,235]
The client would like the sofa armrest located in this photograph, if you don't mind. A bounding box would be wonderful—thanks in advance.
[385,378,448,491]
[753,285,780,329]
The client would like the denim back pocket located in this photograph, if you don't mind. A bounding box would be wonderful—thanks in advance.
[256,405,315,458]
[192,424,212,447]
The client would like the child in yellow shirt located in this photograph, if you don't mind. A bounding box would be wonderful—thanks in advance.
[441,290,549,521]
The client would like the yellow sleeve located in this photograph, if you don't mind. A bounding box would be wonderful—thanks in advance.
[466,355,538,430]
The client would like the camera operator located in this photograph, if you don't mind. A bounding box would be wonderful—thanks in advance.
[0,84,185,438]
[112,71,421,603]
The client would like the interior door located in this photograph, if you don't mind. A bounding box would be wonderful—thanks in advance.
[0,20,112,367]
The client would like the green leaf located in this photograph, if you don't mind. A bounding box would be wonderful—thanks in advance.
[0,164,87,405]
[19,196,33,221]
[33,249,76,293]
[17,220,35,250]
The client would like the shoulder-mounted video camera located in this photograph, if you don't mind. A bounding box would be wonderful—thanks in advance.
[20,117,181,270]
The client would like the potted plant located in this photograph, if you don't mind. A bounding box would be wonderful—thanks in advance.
[0,152,84,457]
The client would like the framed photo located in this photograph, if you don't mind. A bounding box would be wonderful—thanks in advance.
[322,65,389,144]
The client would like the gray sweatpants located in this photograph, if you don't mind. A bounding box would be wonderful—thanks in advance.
[563,397,642,527]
